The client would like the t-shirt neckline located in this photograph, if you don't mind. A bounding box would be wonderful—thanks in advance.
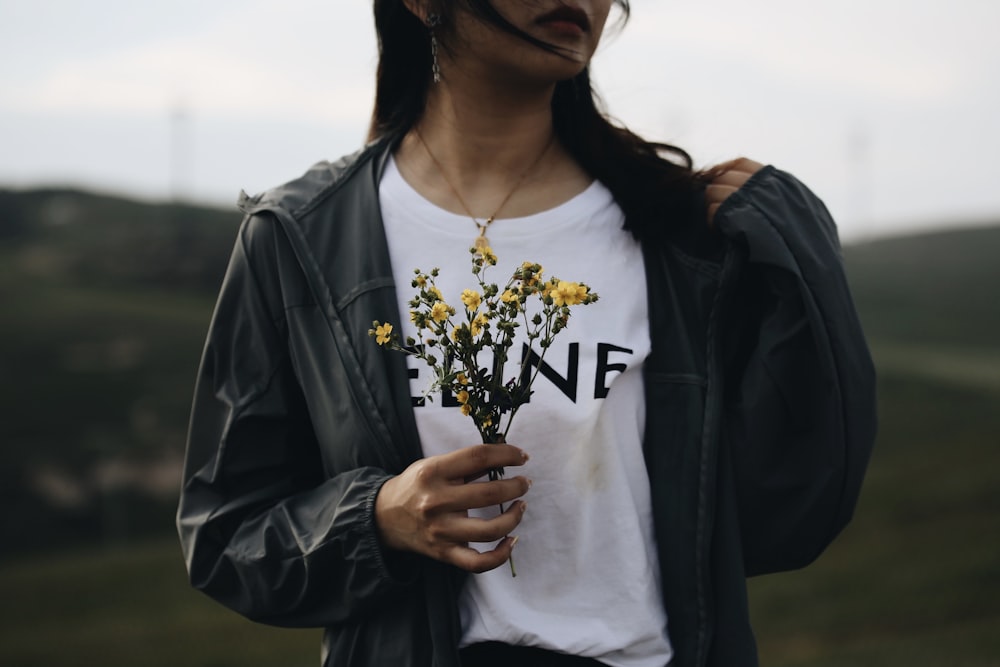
[381,155,608,241]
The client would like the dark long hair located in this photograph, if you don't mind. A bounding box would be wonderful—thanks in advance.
[369,0,706,240]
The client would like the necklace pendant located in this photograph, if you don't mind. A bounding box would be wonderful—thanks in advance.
[474,234,490,250]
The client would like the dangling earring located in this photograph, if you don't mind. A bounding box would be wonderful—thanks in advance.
[426,13,442,84]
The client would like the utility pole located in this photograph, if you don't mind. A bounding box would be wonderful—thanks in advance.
[847,119,873,238]
[169,101,192,203]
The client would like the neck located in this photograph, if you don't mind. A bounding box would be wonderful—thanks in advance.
[393,61,591,221]
[416,64,558,178]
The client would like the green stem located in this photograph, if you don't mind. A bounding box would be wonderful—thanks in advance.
[487,434,517,578]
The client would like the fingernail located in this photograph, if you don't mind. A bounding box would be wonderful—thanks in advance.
[510,535,519,549]
[521,450,530,462]
[520,501,528,513]
[526,478,533,489]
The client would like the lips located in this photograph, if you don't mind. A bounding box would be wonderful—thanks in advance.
[536,5,591,33]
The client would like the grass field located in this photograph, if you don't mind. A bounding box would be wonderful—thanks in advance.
[2,366,998,666]
[749,370,1000,666]
[0,540,320,667]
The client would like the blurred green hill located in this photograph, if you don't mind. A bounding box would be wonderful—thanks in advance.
[0,187,998,665]
[0,187,239,554]
[846,228,1000,394]
[846,225,1000,348]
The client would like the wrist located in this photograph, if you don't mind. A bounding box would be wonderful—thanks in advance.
[369,475,421,582]
[373,474,406,553]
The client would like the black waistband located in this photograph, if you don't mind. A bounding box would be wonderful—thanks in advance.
[459,642,608,667]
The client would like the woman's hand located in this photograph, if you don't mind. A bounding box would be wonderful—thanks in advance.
[375,443,531,573]
[705,157,765,227]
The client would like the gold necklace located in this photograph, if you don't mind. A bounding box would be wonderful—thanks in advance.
[414,129,555,249]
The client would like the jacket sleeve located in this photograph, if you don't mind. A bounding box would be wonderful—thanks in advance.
[714,167,877,576]
[176,214,417,627]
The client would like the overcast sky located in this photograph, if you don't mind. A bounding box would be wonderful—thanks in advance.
[2,0,998,242]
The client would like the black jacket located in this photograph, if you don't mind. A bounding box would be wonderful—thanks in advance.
[177,137,876,667]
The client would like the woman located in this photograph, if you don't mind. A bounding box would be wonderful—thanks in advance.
[177,2,877,666]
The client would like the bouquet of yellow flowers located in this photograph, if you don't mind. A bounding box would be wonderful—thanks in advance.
[370,245,598,447]
[370,245,597,576]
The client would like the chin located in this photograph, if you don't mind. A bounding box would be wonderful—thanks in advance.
[526,52,591,84]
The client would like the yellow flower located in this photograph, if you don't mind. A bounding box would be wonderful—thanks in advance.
[460,404,472,416]
[500,289,518,304]
[552,281,588,306]
[374,323,393,345]
[429,286,443,300]
[541,278,559,298]
[470,312,489,336]
[456,372,469,385]
[415,275,427,288]
[478,245,497,265]
[461,289,481,311]
[430,301,450,322]
[456,390,470,405]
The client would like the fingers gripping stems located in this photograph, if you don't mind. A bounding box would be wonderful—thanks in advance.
[374,444,530,574]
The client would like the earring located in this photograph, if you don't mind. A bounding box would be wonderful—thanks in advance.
[426,12,442,83]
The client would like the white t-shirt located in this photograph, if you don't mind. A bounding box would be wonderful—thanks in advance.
[379,156,672,667]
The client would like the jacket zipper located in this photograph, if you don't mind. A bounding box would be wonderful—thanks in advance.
[694,241,742,666]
